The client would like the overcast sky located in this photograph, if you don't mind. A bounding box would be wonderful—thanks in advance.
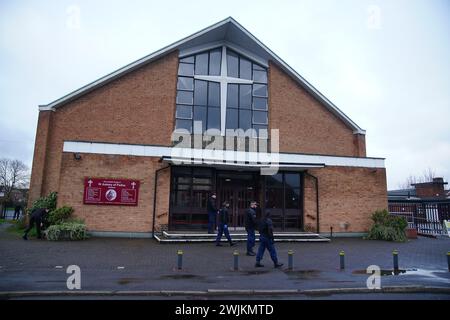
[0,0,449,189]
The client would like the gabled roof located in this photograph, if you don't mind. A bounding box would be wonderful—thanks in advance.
[39,17,365,134]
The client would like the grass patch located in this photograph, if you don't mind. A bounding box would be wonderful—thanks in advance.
[0,218,7,224]
[6,220,38,238]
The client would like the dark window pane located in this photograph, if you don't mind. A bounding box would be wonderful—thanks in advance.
[253,63,265,71]
[285,188,300,209]
[176,176,191,184]
[174,190,191,207]
[194,80,207,106]
[176,91,193,105]
[239,110,251,131]
[172,167,192,175]
[253,111,268,124]
[239,84,252,109]
[227,51,238,77]
[239,58,252,80]
[177,77,194,91]
[176,105,192,119]
[207,107,220,131]
[209,49,221,76]
[253,70,267,83]
[193,105,207,133]
[178,63,194,76]
[175,119,192,133]
[253,84,268,97]
[226,108,238,131]
[208,82,220,107]
[227,84,238,108]
[193,177,211,184]
[266,174,283,188]
[253,125,268,139]
[266,188,283,209]
[253,97,268,110]
[180,56,194,63]
[285,173,300,188]
[193,167,213,177]
[195,52,208,75]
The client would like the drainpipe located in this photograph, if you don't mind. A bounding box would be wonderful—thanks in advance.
[305,171,320,234]
[152,164,170,239]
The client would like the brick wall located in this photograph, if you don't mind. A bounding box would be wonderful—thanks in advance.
[304,166,387,233]
[269,62,365,157]
[58,152,169,233]
[33,51,178,204]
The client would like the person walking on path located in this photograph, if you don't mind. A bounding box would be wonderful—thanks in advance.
[215,201,236,247]
[23,207,50,240]
[207,193,219,234]
[13,204,22,220]
[255,210,283,268]
[245,201,258,256]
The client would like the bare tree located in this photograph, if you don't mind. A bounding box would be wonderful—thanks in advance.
[0,158,30,212]
[398,167,438,189]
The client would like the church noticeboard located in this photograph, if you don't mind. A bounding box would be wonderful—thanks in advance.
[83,178,140,206]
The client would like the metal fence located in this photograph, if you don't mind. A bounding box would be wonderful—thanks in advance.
[388,200,450,235]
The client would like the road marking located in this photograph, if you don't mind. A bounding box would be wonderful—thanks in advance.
[117,266,125,270]
[55,266,63,269]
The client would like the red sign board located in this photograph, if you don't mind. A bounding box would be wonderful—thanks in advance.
[83,178,140,206]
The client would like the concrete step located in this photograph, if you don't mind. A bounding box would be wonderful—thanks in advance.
[155,231,330,243]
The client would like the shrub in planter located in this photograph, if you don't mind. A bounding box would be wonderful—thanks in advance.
[366,209,408,242]
[28,192,57,214]
[47,206,73,226]
[47,222,87,241]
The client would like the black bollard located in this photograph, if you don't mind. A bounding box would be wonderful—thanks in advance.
[288,250,294,270]
[393,250,399,272]
[233,250,239,271]
[177,250,183,270]
[339,250,345,270]
[447,251,450,272]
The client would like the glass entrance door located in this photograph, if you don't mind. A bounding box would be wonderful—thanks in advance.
[217,172,258,230]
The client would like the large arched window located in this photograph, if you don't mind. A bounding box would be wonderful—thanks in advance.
[175,46,268,138]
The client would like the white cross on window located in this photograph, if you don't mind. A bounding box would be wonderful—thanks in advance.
[194,46,253,136]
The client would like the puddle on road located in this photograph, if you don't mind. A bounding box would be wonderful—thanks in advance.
[159,274,204,280]
[117,278,144,285]
[352,269,415,276]
[284,270,321,279]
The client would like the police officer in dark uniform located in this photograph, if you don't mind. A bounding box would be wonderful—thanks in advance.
[215,201,236,246]
[255,210,283,268]
[207,193,219,234]
[245,201,258,256]
[23,207,50,240]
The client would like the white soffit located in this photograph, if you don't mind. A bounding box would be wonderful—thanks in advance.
[39,17,366,135]
[63,141,385,168]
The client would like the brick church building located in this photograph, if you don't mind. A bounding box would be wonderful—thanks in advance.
[29,17,387,237]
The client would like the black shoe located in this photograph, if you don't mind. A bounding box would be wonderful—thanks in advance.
[216,243,223,246]
[274,263,284,268]
[246,252,256,256]
[229,241,236,246]
[255,262,264,267]
[22,235,28,240]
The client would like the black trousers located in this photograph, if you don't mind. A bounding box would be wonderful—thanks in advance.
[24,216,42,239]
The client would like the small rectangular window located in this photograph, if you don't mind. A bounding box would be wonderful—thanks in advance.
[209,49,221,76]
[253,84,268,97]
[207,107,221,131]
[180,56,194,63]
[193,105,207,133]
[177,77,194,91]
[175,119,192,133]
[227,84,238,108]
[176,91,193,105]
[176,105,192,119]
[227,51,239,77]
[239,84,252,109]
[208,82,220,107]
[239,58,252,80]
[194,80,207,106]
[195,52,209,75]
[253,70,267,83]
[253,97,267,110]
[253,111,268,125]
[239,109,252,131]
[178,63,194,76]
[226,108,238,131]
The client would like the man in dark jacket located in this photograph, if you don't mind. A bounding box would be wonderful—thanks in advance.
[207,193,218,234]
[245,201,258,256]
[23,207,50,240]
[13,204,22,220]
[255,210,283,268]
[215,201,236,246]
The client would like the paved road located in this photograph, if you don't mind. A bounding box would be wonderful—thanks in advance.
[0,222,449,298]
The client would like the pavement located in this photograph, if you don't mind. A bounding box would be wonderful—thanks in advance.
[0,221,449,299]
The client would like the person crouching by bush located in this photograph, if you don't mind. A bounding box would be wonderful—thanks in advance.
[23,207,50,240]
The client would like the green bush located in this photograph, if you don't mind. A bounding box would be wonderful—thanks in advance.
[46,222,87,241]
[28,192,57,214]
[366,209,408,242]
[47,206,74,225]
